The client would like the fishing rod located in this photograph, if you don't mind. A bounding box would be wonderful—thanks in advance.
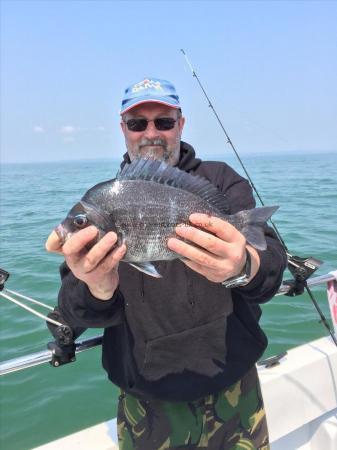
[180,49,337,347]
[180,50,287,248]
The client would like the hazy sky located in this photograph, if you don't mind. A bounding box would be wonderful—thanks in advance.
[1,0,336,163]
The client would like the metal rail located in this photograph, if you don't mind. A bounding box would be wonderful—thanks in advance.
[0,336,102,376]
[275,272,336,296]
[0,272,335,376]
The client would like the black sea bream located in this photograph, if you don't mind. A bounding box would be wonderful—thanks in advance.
[55,158,278,277]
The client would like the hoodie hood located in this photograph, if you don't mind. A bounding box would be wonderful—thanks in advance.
[121,141,201,173]
[177,141,201,171]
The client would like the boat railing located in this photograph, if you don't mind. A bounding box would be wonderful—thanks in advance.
[0,271,336,376]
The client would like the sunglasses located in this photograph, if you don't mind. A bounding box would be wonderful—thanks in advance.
[124,117,178,132]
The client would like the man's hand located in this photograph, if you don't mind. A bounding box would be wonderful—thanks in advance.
[46,226,126,300]
[167,213,260,285]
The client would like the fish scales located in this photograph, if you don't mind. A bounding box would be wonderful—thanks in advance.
[84,179,218,262]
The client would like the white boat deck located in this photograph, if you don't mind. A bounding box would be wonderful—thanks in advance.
[34,335,337,449]
[260,336,337,449]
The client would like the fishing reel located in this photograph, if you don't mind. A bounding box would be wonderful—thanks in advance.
[284,254,323,296]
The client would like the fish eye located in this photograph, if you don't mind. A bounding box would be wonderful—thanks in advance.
[73,214,88,228]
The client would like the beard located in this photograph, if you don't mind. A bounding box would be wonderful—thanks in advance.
[128,138,180,165]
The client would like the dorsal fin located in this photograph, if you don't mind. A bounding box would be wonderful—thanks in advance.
[118,158,230,214]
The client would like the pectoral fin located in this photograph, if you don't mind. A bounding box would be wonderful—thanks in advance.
[128,262,162,278]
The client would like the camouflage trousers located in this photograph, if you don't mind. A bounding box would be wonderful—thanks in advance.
[117,366,269,450]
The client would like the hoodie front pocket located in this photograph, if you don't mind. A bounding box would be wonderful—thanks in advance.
[141,315,228,381]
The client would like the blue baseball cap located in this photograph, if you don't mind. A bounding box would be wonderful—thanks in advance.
[120,77,181,114]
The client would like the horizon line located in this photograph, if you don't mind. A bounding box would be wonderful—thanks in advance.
[2,149,336,165]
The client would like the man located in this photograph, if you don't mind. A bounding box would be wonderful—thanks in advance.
[46,77,287,449]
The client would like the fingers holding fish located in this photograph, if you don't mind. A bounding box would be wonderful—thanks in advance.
[85,244,127,300]
[62,229,124,275]
[45,230,64,254]
[68,236,126,300]
[168,235,222,268]
[51,227,126,300]
[71,241,126,301]
[168,235,240,282]
[62,226,99,258]
[174,218,243,258]
[168,215,248,283]
[173,213,247,270]
[188,213,246,245]
[178,259,228,283]
[82,232,120,273]
[97,243,127,273]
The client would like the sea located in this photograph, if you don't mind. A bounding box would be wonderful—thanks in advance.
[0,152,336,450]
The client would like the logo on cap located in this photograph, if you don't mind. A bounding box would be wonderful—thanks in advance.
[132,79,163,93]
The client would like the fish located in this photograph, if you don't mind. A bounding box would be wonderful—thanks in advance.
[55,158,278,277]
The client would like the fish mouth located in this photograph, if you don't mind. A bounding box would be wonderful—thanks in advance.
[54,224,71,245]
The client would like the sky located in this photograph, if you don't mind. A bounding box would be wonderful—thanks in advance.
[1,0,336,163]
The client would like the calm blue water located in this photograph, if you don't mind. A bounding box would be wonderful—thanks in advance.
[0,153,336,449]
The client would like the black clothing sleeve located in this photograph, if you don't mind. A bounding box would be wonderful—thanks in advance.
[234,229,287,303]
[55,262,125,336]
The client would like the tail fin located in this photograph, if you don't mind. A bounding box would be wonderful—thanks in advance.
[229,206,279,251]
